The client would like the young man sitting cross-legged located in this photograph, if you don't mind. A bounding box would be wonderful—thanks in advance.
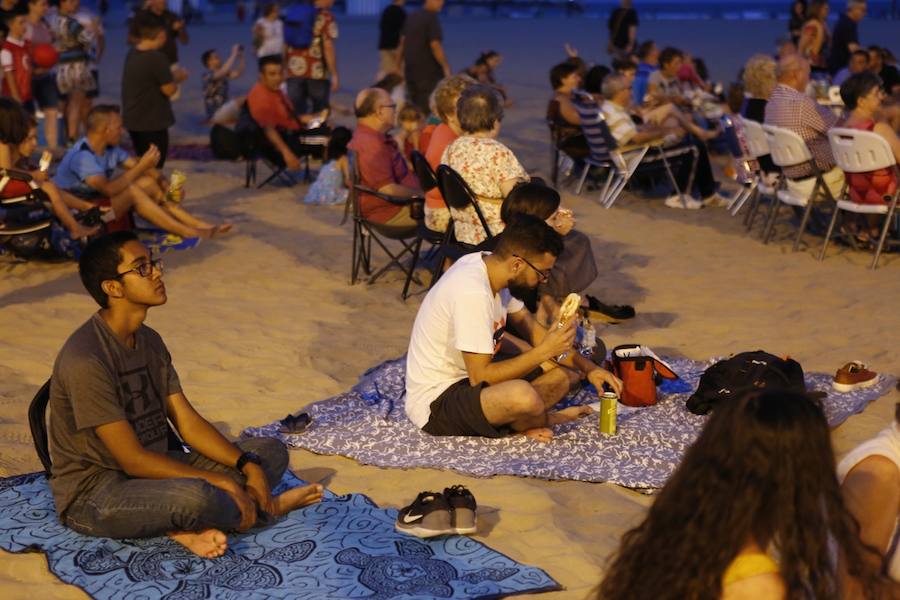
[405,215,623,442]
[48,232,321,558]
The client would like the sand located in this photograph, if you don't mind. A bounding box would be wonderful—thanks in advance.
[1,11,899,599]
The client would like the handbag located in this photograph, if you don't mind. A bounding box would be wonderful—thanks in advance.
[609,344,679,407]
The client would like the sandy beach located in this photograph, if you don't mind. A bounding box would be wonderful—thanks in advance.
[1,11,899,599]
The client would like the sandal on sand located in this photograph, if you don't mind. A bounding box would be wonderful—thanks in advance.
[278,412,312,434]
[585,295,636,324]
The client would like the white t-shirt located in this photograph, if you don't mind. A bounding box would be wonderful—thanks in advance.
[255,17,284,58]
[837,423,900,581]
[601,100,638,146]
[405,252,525,429]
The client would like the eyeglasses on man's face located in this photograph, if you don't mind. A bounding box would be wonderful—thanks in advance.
[512,253,550,284]
[114,258,163,279]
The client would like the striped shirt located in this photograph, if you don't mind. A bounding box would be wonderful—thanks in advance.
[601,100,637,146]
[764,83,838,179]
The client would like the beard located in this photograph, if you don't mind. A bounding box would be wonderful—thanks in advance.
[507,280,539,313]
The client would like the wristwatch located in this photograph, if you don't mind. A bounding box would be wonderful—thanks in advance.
[235,451,262,473]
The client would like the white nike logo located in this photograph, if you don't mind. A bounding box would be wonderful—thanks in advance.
[402,513,423,524]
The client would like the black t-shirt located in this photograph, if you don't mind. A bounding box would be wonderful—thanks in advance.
[402,9,443,81]
[607,8,638,51]
[378,4,406,50]
[827,13,858,74]
[130,8,181,65]
[122,48,174,132]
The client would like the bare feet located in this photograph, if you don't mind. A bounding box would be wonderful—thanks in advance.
[213,223,234,236]
[271,483,324,516]
[548,405,594,425]
[70,223,100,239]
[193,227,214,240]
[167,528,228,558]
[521,427,554,442]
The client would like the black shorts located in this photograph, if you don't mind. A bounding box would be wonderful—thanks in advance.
[423,379,507,438]
[32,74,59,110]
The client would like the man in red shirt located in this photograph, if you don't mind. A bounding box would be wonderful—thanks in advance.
[285,0,339,114]
[347,87,421,225]
[247,54,322,171]
[1,12,32,109]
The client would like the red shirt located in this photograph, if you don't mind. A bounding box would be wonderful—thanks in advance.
[1,37,32,102]
[247,82,299,130]
[423,123,457,209]
[286,9,337,80]
[348,122,419,223]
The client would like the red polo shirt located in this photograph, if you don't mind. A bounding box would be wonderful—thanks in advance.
[348,123,419,223]
[247,82,299,130]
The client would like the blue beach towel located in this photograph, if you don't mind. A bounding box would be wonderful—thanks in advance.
[243,356,896,491]
[0,471,559,599]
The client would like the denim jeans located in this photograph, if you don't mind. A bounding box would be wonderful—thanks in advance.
[286,77,331,114]
[63,437,288,539]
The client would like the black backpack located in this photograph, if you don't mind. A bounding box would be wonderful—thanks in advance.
[686,350,807,415]
[209,124,242,160]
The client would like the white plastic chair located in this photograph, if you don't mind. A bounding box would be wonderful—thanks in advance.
[821,127,900,269]
[761,124,834,250]
[732,118,777,232]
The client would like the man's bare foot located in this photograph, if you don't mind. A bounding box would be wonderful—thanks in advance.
[192,227,214,240]
[548,405,594,425]
[212,223,234,236]
[167,528,228,558]
[520,427,554,443]
[272,483,324,516]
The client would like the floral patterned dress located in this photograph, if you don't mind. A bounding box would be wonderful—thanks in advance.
[440,136,527,245]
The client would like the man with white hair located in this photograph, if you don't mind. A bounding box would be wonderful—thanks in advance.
[827,0,866,75]
[347,87,421,225]
[764,54,844,200]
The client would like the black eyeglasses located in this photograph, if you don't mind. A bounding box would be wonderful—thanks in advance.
[512,253,549,283]
[114,258,163,279]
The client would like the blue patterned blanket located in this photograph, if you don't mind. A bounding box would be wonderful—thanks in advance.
[243,356,896,491]
[0,471,558,599]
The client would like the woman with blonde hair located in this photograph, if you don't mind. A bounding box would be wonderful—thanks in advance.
[740,54,777,173]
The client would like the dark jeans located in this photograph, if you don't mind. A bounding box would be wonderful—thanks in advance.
[129,129,169,169]
[406,75,441,115]
[286,77,331,114]
[672,137,716,199]
[63,437,288,539]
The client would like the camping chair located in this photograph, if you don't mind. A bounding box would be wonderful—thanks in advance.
[820,127,900,269]
[407,150,451,299]
[761,124,835,250]
[28,378,186,476]
[343,150,423,291]
[431,164,494,287]
[571,96,698,208]
[737,118,779,232]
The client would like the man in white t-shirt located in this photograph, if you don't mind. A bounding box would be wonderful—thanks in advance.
[405,215,623,442]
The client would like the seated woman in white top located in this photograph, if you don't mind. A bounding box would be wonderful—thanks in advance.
[441,84,528,245]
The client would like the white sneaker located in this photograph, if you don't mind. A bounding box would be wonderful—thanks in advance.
[664,194,703,209]
[702,193,729,207]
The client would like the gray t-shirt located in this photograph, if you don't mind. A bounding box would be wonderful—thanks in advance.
[48,313,182,519]
[648,70,682,100]
[402,9,443,83]
[121,48,175,132]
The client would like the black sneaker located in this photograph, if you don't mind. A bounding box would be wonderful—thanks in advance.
[444,485,477,535]
[395,492,454,538]
[585,295,636,324]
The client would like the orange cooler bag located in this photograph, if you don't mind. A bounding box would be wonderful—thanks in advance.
[609,344,679,407]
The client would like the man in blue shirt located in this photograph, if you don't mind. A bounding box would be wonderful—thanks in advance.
[632,40,659,107]
[54,104,228,239]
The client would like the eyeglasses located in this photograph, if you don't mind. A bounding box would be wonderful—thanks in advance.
[114,258,163,279]
[512,253,550,284]
[380,103,397,109]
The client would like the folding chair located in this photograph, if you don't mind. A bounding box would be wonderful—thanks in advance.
[737,118,779,232]
[571,96,698,208]
[820,127,900,269]
[28,378,186,476]
[343,150,423,291]
[406,151,452,299]
[430,165,494,287]
[761,124,835,250]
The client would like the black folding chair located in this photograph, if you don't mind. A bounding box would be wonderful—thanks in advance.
[28,378,185,476]
[343,151,424,293]
[431,164,495,287]
[405,151,452,299]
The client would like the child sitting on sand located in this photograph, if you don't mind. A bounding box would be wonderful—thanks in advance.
[304,126,351,206]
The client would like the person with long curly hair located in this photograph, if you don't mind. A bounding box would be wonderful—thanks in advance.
[597,390,892,600]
